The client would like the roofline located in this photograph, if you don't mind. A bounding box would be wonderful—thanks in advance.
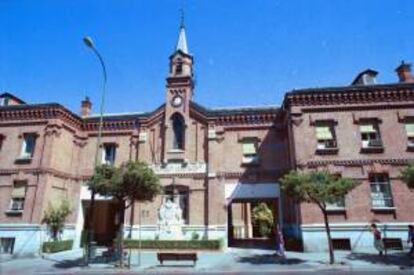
[190,101,280,117]
[286,82,414,95]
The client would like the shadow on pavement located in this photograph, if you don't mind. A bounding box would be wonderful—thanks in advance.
[236,253,307,265]
[346,252,414,269]
[52,257,85,269]
[50,255,118,269]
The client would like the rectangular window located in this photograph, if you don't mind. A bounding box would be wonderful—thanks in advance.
[326,197,345,209]
[0,238,15,254]
[9,181,27,212]
[405,123,414,147]
[241,139,259,164]
[360,124,382,148]
[315,125,337,149]
[19,133,36,159]
[370,174,393,208]
[102,143,116,166]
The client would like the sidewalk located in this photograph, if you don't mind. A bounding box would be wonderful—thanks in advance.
[2,248,414,274]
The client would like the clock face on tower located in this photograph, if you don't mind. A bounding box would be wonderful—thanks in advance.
[171,95,183,107]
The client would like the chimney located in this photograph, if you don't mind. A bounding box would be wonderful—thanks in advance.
[81,96,92,117]
[395,61,414,83]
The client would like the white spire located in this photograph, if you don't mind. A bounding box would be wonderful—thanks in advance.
[175,10,189,54]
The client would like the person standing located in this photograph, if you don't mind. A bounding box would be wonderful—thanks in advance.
[370,223,385,256]
[407,225,414,256]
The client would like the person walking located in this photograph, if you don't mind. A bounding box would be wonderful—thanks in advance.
[407,225,414,256]
[274,225,285,258]
[370,223,385,256]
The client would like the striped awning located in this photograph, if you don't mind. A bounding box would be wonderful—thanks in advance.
[11,185,26,198]
[360,124,376,133]
[315,127,333,140]
[405,124,414,137]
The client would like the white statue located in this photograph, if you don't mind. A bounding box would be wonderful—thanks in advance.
[157,195,184,240]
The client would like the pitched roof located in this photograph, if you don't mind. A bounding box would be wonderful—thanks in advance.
[0,92,26,104]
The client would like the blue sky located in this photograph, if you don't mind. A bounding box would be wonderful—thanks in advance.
[0,0,413,114]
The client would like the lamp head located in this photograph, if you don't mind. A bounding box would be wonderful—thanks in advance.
[83,36,94,48]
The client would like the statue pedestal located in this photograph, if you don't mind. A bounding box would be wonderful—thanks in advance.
[158,224,184,240]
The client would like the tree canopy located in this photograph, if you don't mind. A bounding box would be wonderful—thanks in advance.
[280,170,357,264]
[88,161,161,267]
[89,161,162,204]
[42,199,72,241]
[281,170,357,210]
[400,162,414,190]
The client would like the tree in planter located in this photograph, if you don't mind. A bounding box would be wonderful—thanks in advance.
[400,162,414,189]
[252,202,274,237]
[42,199,72,241]
[89,161,161,267]
[280,170,357,264]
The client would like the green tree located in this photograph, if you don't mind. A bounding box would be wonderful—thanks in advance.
[42,199,72,241]
[252,203,274,237]
[280,170,357,264]
[89,161,161,267]
[400,162,414,189]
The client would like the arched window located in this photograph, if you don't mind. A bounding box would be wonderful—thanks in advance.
[171,113,185,149]
[176,62,183,74]
[176,59,183,74]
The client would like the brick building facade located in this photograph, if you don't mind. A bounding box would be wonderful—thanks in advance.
[1,23,414,255]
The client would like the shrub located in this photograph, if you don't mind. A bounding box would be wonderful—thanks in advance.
[42,239,73,253]
[191,231,200,240]
[123,239,222,250]
[42,199,72,241]
[252,203,274,237]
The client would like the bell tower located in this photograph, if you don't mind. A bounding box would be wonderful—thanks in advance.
[163,16,194,163]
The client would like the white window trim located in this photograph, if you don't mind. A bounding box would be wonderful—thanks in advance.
[19,134,36,159]
[8,198,24,211]
[370,175,393,208]
[102,144,116,165]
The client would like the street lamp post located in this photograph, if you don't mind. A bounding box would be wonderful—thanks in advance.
[83,36,107,265]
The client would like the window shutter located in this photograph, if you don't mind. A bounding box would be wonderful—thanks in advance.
[360,124,376,133]
[405,124,414,137]
[242,142,257,155]
[11,185,26,198]
[315,127,333,140]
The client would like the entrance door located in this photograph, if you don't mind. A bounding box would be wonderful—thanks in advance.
[228,198,278,248]
[83,200,118,246]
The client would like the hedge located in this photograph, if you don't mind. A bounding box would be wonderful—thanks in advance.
[42,240,74,253]
[123,239,223,250]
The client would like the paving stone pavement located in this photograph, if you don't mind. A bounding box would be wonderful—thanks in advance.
[1,248,414,274]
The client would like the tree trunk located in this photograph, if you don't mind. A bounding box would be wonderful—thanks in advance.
[322,209,335,264]
[86,190,96,263]
[118,201,126,268]
[128,202,135,239]
[128,201,135,268]
[53,230,58,242]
